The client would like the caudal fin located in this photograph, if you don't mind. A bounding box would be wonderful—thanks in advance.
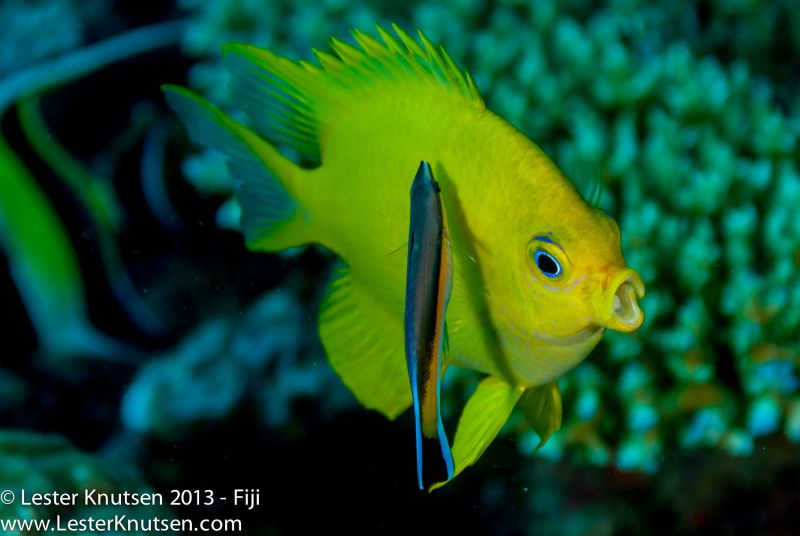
[163,85,310,251]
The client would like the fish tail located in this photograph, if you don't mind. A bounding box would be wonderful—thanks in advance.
[163,85,311,251]
[416,424,454,489]
[411,313,454,488]
[413,372,454,488]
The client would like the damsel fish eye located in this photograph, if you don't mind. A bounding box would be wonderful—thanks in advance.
[534,249,562,278]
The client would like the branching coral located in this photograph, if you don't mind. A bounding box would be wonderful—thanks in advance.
[121,289,354,438]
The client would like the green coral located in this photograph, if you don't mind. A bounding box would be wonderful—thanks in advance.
[121,289,353,438]
[456,0,800,471]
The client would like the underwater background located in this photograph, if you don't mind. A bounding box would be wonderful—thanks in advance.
[1,0,799,533]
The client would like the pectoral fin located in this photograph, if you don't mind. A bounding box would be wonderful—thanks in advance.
[430,376,523,491]
[518,381,562,450]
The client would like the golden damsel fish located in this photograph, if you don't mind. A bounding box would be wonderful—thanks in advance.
[164,24,645,489]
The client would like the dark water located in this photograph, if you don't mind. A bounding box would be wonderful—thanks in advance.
[1,0,799,534]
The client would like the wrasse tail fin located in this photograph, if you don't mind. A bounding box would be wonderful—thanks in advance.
[404,161,454,490]
[418,432,452,490]
[221,24,483,165]
[518,381,562,450]
[319,262,411,419]
[163,86,310,251]
[430,376,522,491]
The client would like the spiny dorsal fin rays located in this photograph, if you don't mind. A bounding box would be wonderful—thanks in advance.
[375,25,405,55]
[312,50,341,72]
[222,24,483,164]
[369,24,482,104]
[439,45,480,100]
[330,37,366,66]
[394,25,426,59]
[351,30,387,58]
[418,32,452,87]
[393,29,438,81]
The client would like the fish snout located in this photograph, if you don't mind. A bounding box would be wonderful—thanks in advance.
[595,268,645,332]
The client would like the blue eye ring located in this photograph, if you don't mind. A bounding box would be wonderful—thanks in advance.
[533,249,562,278]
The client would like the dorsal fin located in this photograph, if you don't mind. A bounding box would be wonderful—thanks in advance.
[222,24,484,164]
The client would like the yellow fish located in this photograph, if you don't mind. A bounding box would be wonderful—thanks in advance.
[164,24,645,489]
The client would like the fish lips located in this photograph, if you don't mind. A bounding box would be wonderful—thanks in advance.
[594,268,645,332]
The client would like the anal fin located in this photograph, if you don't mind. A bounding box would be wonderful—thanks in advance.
[518,381,562,450]
[319,262,411,420]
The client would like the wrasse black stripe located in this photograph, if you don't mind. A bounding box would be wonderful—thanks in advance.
[404,161,455,490]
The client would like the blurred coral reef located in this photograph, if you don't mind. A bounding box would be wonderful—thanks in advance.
[0,430,173,535]
[1,0,798,534]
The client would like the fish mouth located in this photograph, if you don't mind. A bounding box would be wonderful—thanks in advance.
[598,269,645,332]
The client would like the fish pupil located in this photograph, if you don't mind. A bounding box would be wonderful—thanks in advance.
[535,250,561,278]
